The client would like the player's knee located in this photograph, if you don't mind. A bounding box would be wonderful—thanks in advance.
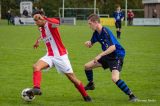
[117,29,120,31]
[33,64,41,71]
[66,73,81,86]
[112,76,119,83]
[84,64,90,70]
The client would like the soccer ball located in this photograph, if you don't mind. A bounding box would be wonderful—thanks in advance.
[21,88,35,102]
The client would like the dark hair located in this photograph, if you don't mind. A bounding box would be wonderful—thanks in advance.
[87,14,100,23]
[115,4,121,9]
[32,10,44,16]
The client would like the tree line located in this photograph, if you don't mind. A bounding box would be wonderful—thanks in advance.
[0,0,143,19]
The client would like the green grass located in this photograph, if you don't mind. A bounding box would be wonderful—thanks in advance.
[0,19,160,106]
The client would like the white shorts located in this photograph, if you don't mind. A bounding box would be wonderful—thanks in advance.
[40,54,73,73]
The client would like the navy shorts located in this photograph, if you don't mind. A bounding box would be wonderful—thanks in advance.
[115,21,122,29]
[98,55,123,72]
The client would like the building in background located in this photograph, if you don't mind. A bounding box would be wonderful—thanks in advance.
[0,1,1,19]
[142,0,160,18]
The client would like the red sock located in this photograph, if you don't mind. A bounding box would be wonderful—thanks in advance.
[76,82,88,97]
[33,71,41,89]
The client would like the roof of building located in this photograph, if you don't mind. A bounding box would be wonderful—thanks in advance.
[142,0,160,4]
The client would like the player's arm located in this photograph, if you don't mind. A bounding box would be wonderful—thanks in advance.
[132,12,134,18]
[99,45,116,56]
[84,41,93,48]
[85,33,98,48]
[121,17,124,21]
[94,45,116,63]
[33,36,41,49]
[44,17,60,28]
[113,12,116,23]
[121,11,125,21]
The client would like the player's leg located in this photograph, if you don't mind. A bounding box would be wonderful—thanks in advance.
[27,56,51,97]
[65,73,92,102]
[117,22,121,39]
[119,21,122,38]
[128,19,131,25]
[84,60,102,90]
[53,55,92,101]
[112,70,137,102]
[32,60,49,89]
[131,19,133,25]
[115,22,121,39]
[110,58,137,102]
[115,22,120,38]
[129,19,133,25]
[118,29,121,39]
[117,28,120,39]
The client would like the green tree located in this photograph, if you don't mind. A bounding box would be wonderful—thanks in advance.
[0,0,144,19]
[36,0,60,17]
[1,0,19,18]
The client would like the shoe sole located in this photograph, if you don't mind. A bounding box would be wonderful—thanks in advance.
[85,87,95,90]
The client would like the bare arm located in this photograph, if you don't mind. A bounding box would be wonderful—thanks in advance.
[99,45,116,56]
[121,12,125,21]
[44,17,60,28]
[33,36,41,49]
[94,45,116,63]
[121,17,124,21]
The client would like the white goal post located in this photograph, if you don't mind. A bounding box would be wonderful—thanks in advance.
[59,8,99,19]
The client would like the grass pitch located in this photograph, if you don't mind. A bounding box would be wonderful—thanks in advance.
[0,20,160,106]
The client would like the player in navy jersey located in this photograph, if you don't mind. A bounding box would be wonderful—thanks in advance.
[113,5,124,39]
[84,14,137,102]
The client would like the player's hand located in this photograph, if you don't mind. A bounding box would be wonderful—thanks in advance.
[94,55,102,63]
[33,40,39,49]
[114,19,116,23]
[121,18,124,21]
[84,41,92,48]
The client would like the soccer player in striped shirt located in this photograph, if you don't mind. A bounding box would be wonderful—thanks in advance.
[26,10,91,102]
[84,14,138,102]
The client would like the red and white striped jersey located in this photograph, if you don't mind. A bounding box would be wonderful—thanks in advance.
[39,19,67,56]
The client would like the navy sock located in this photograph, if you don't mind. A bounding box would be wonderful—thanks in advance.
[117,31,121,38]
[116,79,132,95]
[85,70,93,82]
[116,31,119,37]
[119,31,121,37]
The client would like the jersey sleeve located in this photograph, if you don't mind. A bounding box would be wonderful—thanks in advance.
[90,32,98,44]
[106,28,122,47]
[103,28,114,46]
[108,30,116,45]
[44,17,60,24]
[104,27,125,58]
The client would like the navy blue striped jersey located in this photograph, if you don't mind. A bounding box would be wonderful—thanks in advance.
[113,11,124,21]
[90,27,125,58]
